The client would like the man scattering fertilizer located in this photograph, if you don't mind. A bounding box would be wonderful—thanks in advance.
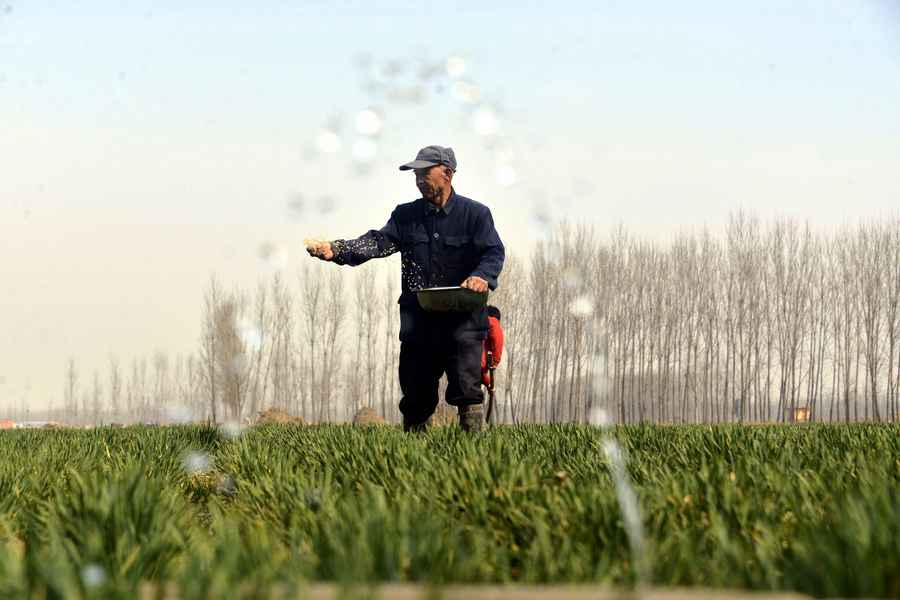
[305,145,505,432]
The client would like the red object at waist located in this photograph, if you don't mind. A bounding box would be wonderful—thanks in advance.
[481,315,504,385]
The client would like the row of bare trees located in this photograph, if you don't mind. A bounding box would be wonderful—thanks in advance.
[497,214,900,423]
[54,352,203,425]
[53,263,400,425]
[194,263,401,423]
[54,213,899,425]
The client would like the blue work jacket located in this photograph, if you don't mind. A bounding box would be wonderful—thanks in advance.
[331,188,505,336]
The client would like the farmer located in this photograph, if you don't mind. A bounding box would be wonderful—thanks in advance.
[306,145,505,432]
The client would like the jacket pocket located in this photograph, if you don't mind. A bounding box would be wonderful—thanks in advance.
[442,235,473,269]
[443,235,472,247]
[402,231,430,247]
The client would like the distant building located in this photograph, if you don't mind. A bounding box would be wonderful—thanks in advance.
[0,419,15,430]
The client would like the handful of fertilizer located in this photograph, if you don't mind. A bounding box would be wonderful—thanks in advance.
[303,237,327,249]
[304,238,333,259]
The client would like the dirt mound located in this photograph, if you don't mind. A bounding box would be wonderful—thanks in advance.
[353,407,386,425]
[254,407,305,425]
[429,403,457,427]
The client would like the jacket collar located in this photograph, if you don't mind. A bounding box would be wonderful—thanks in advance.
[424,187,457,215]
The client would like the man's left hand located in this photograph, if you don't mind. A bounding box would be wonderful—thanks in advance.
[461,276,488,293]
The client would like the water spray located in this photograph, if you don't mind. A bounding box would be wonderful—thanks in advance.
[590,405,649,590]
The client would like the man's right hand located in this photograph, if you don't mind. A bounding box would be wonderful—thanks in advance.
[305,239,335,261]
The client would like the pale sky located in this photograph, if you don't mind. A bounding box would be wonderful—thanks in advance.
[2,1,899,409]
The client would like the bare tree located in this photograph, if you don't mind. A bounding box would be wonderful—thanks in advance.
[108,356,122,419]
[380,269,399,422]
[214,293,251,422]
[489,252,526,423]
[885,219,900,421]
[298,263,325,420]
[152,351,169,422]
[320,269,347,421]
[64,357,79,420]
[199,277,224,423]
[361,268,382,415]
[834,231,860,421]
[856,224,886,421]
[90,370,103,424]
[247,281,271,418]
[269,274,296,412]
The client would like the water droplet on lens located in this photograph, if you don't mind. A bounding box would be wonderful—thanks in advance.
[317,195,338,215]
[182,450,212,475]
[258,241,288,272]
[165,404,193,424]
[325,114,343,132]
[570,295,595,318]
[452,80,481,104]
[381,59,405,78]
[218,475,237,496]
[305,487,323,510]
[236,317,264,350]
[301,143,318,162]
[589,407,611,427]
[287,195,305,221]
[81,564,106,588]
[494,146,516,164]
[417,62,443,80]
[385,85,426,105]
[219,421,244,440]
[355,108,384,136]
[473,106,499,137]
[228,354,247,375]
[560,267,585,291]
[446,55,466,78]
[316,130,341,154]
[258,240,276,259]
[352,138,378,163]
[496,164,517,187]
[530,205,553,239]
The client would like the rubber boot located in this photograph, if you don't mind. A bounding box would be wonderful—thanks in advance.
[458,404,484,433]
[402,416,428,433]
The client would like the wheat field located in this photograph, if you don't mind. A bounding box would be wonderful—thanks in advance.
[0,424,897,598]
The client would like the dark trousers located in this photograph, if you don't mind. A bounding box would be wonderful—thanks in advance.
[397,308,486,426]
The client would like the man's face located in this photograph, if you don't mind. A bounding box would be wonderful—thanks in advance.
[414,165,449,200]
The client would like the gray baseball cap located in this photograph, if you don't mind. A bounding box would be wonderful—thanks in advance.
[398,145,457,171]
